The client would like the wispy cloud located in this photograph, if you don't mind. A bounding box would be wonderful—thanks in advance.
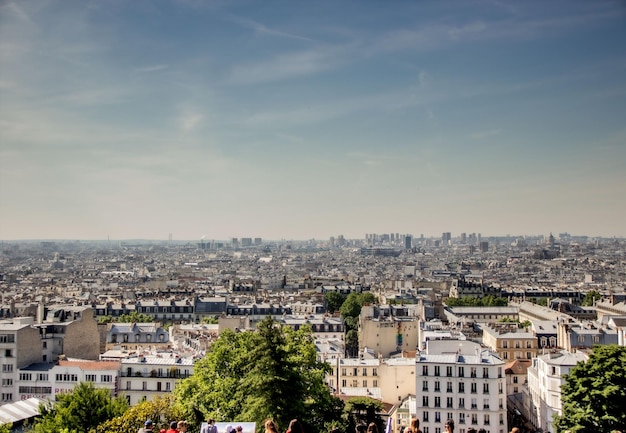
[134,64,170,73]
[227,14,316,43]
[228,44,350,84]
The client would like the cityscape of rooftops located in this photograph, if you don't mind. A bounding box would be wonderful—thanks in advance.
[1,0,625,432]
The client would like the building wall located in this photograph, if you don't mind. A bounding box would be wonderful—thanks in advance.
[63,309,100,360]
[359,319,419,358]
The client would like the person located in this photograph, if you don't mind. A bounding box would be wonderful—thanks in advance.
[287,419,303,433]
[410,417,421,433]
[444,420,454,433]
[225,425,234,433]
[166,421,178,433]
[478,429,486,433]
[265,419,279,433]
[236,426,244,433]
[509,428,519,433]
[201,419,217,433]
[466,428,476,433]
[367,423,378,433]
[177,421,188,432]
[139,420,154,433]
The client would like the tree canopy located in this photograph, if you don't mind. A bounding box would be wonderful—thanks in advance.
[445,295,507,307]
[324,291,346,314]
[93,395,182,433]
[553,345,626,433]
[174,317,343,433]
[33,382,128,433]
[340,292,377,357]
[581,290,601,306]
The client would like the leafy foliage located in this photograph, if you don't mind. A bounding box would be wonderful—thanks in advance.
[342,397,384,433]
[93,395,182,433]
[553,345,626,433]
[98,312,155,324]
[325,291,346,314]
[175,317,343,433]
[445,295,507,307]
[32,382,128,433]
[581,290,601,306]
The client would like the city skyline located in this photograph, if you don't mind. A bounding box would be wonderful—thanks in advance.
[1,0,625,241]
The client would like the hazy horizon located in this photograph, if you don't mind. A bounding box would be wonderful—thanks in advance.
[1,0,625,241]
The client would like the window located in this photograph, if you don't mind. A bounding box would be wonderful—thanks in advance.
[423,396,429,407]
[540,337,547,347]
[446,397,453,408]
[434,397,441,407]
[483,399,489,409]
[503,352,509,359]
[2,364,13,373]
[458,398,465,409]
[498,382,503,394]
[373,380,378,387]
[458,367,464,377]
[434,366,440,376]
[126,381,131,390]
[498,367,502,378]
[527,352,532,359]
[499,414,504,425]
[483,383,489,394]
[423,411,429,422]
[4,349,12,357]
[470,383,477,394]
[470,367,476,378]
[446,382,453,392]
[101,375,112,382]
[423,380,429,391]
[471,398,477,409]
[423,365,429,376]
[483,368,489,378]
[19,373,32,381]
[342,368,346,376]
[435,412,441,423]
[1,393,13,402]
[17,384,51,395]
[0,334,15,343]
[157,382,162,391]
[363,380,367,387]
[37,373,48,381]
[435,381,440,392]
[142,381,147,390]
[446,366,453,377]
[515,341,520,349]
[459,413,465,424]
[146,334,152,342]
[458,382,465,393]
[1,379,12,387]
[166,382,171,391]
[484,415,490,425]
[86,374,97,382]
[499,398,503,409]
[354,368,358,376]
[513,376,518,384]
[342,380,346,387]
[471,414,478,425]
[502,341,508,349]
[526,341,532,348]
[372,368,378,376]
[352,380,357,387]
[55,374,78,382]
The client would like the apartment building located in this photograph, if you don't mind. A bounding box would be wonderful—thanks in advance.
[481,324,538,361]
[0,318,41,405]
[525,350,588,433]
[416,340,507,433]
[118,354,194,405]
[104,322,170,352]
[16,359,120,402]
[359,305,420,358]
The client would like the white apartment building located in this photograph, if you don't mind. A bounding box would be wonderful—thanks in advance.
[16,359,120,402]
[525,350,587,433]
[416,340,507,433]
[118,354,194,405]
[0,318,42,406]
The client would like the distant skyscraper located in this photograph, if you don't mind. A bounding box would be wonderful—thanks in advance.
[254,237,262,246]
[460,232,467,243]
[404,235,412,249]
[442,232,451,244]
[480,241,489,252]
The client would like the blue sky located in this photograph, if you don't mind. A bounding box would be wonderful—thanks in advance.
[1,0,625,241]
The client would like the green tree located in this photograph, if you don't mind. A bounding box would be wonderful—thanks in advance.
[581,290,601,306]
[93,395,181,433]
[175,317,343,433]
[0,422,12,433]
[33,382,128,433]
[342,397,384,433]
[325,291,346,314]
[553,345,626,433]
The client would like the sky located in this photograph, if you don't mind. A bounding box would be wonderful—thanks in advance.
[1,0,625,241]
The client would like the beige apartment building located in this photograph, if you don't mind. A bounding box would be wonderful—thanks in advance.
[481,324,538,361]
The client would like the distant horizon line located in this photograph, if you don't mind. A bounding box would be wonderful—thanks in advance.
[1,233,624,243]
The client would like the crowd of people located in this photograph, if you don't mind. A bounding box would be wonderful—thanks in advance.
[138,415,536,433]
